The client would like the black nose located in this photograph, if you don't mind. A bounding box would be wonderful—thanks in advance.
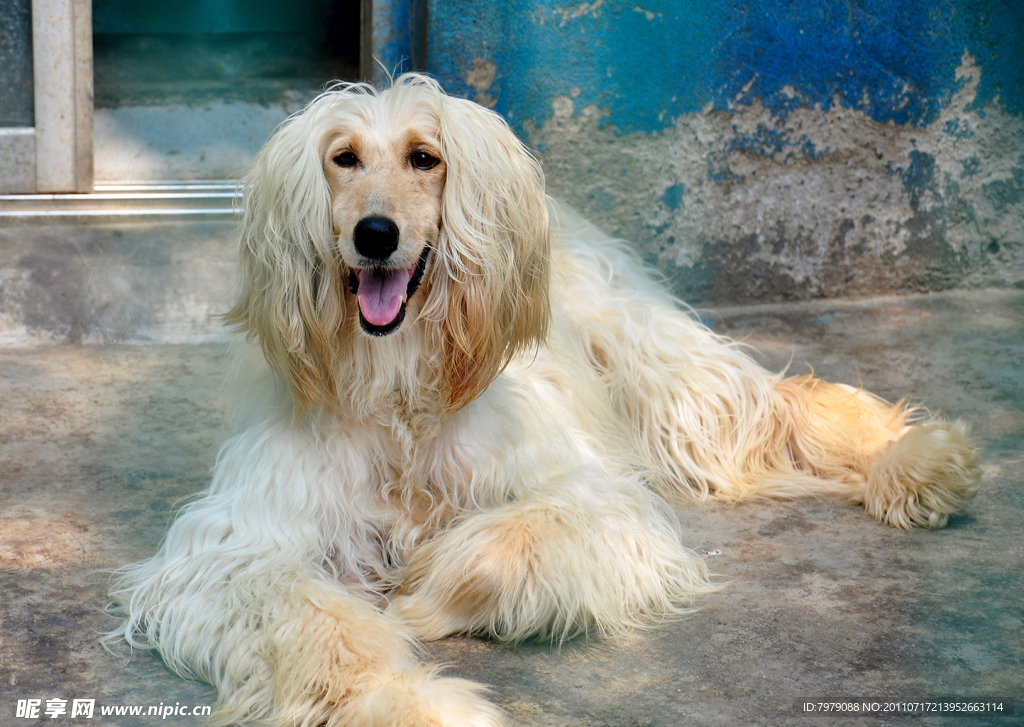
[353,216,400,261]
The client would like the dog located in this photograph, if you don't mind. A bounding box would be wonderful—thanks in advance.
[109,73,980,726]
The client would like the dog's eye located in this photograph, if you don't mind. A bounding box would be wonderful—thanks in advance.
[333,151,358,168]
[410,151,440,170]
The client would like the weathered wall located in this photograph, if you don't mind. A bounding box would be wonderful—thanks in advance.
[419,0,1024,304]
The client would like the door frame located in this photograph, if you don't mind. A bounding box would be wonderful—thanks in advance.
[1,0,425,194]
[0,0,92,194]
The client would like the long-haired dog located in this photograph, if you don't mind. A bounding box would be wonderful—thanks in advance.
[110,74,980,726]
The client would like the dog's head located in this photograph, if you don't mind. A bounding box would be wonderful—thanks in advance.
[229,74,550,414]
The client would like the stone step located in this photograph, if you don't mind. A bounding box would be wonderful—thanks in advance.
[0,219,239,346]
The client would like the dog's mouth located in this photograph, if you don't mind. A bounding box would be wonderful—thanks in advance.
[347,246,431,336]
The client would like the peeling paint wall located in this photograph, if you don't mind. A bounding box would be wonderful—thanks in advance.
[425,0,1024,304]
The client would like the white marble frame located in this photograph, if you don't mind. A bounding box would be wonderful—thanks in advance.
[32,0,93,192]
[0,0,92,193]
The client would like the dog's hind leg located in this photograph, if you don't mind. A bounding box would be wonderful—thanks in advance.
[579,289,979,528]
[768,375,979,528]
[587,297,979,528]
[550,208,979,528]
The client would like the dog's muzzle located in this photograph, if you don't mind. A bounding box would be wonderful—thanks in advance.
[347,236,430,337]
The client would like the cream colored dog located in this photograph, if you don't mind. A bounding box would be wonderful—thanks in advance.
[110,74,979,726]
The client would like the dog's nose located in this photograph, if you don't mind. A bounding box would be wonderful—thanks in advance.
[353,216,400,261]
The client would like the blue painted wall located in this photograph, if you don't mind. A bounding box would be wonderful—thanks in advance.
[373,0,1024,302]
[425,1,1022,134]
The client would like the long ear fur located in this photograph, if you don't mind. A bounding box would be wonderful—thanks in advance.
[421,91,551,411]
[225,95,353,414]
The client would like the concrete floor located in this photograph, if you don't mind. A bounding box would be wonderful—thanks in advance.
[1,222,1022,726]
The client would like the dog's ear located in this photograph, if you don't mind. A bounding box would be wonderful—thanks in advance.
[423,95,551,411]
[225,104,346,415]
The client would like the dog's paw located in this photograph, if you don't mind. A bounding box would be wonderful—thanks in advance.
[339,667,505,727]
[864,420,980,529]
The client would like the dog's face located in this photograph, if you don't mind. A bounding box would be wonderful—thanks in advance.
[233,75,552,413]
[323,122,445,336]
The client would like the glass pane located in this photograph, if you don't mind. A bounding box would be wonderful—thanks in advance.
[92,0,360,181]
[0,0,33,127]
[93,0,359,107]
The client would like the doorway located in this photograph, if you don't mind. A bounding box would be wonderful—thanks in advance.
[91,0,360,181]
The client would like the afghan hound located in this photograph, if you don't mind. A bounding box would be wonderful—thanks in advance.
[109,73,979,726]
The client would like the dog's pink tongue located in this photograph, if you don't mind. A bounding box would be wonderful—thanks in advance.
[356,267,415,326]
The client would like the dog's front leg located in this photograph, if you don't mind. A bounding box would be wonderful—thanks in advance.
[110,426,504,727]
[116,554,502,726]
[387,466,712,643]
[265,582,505,727]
